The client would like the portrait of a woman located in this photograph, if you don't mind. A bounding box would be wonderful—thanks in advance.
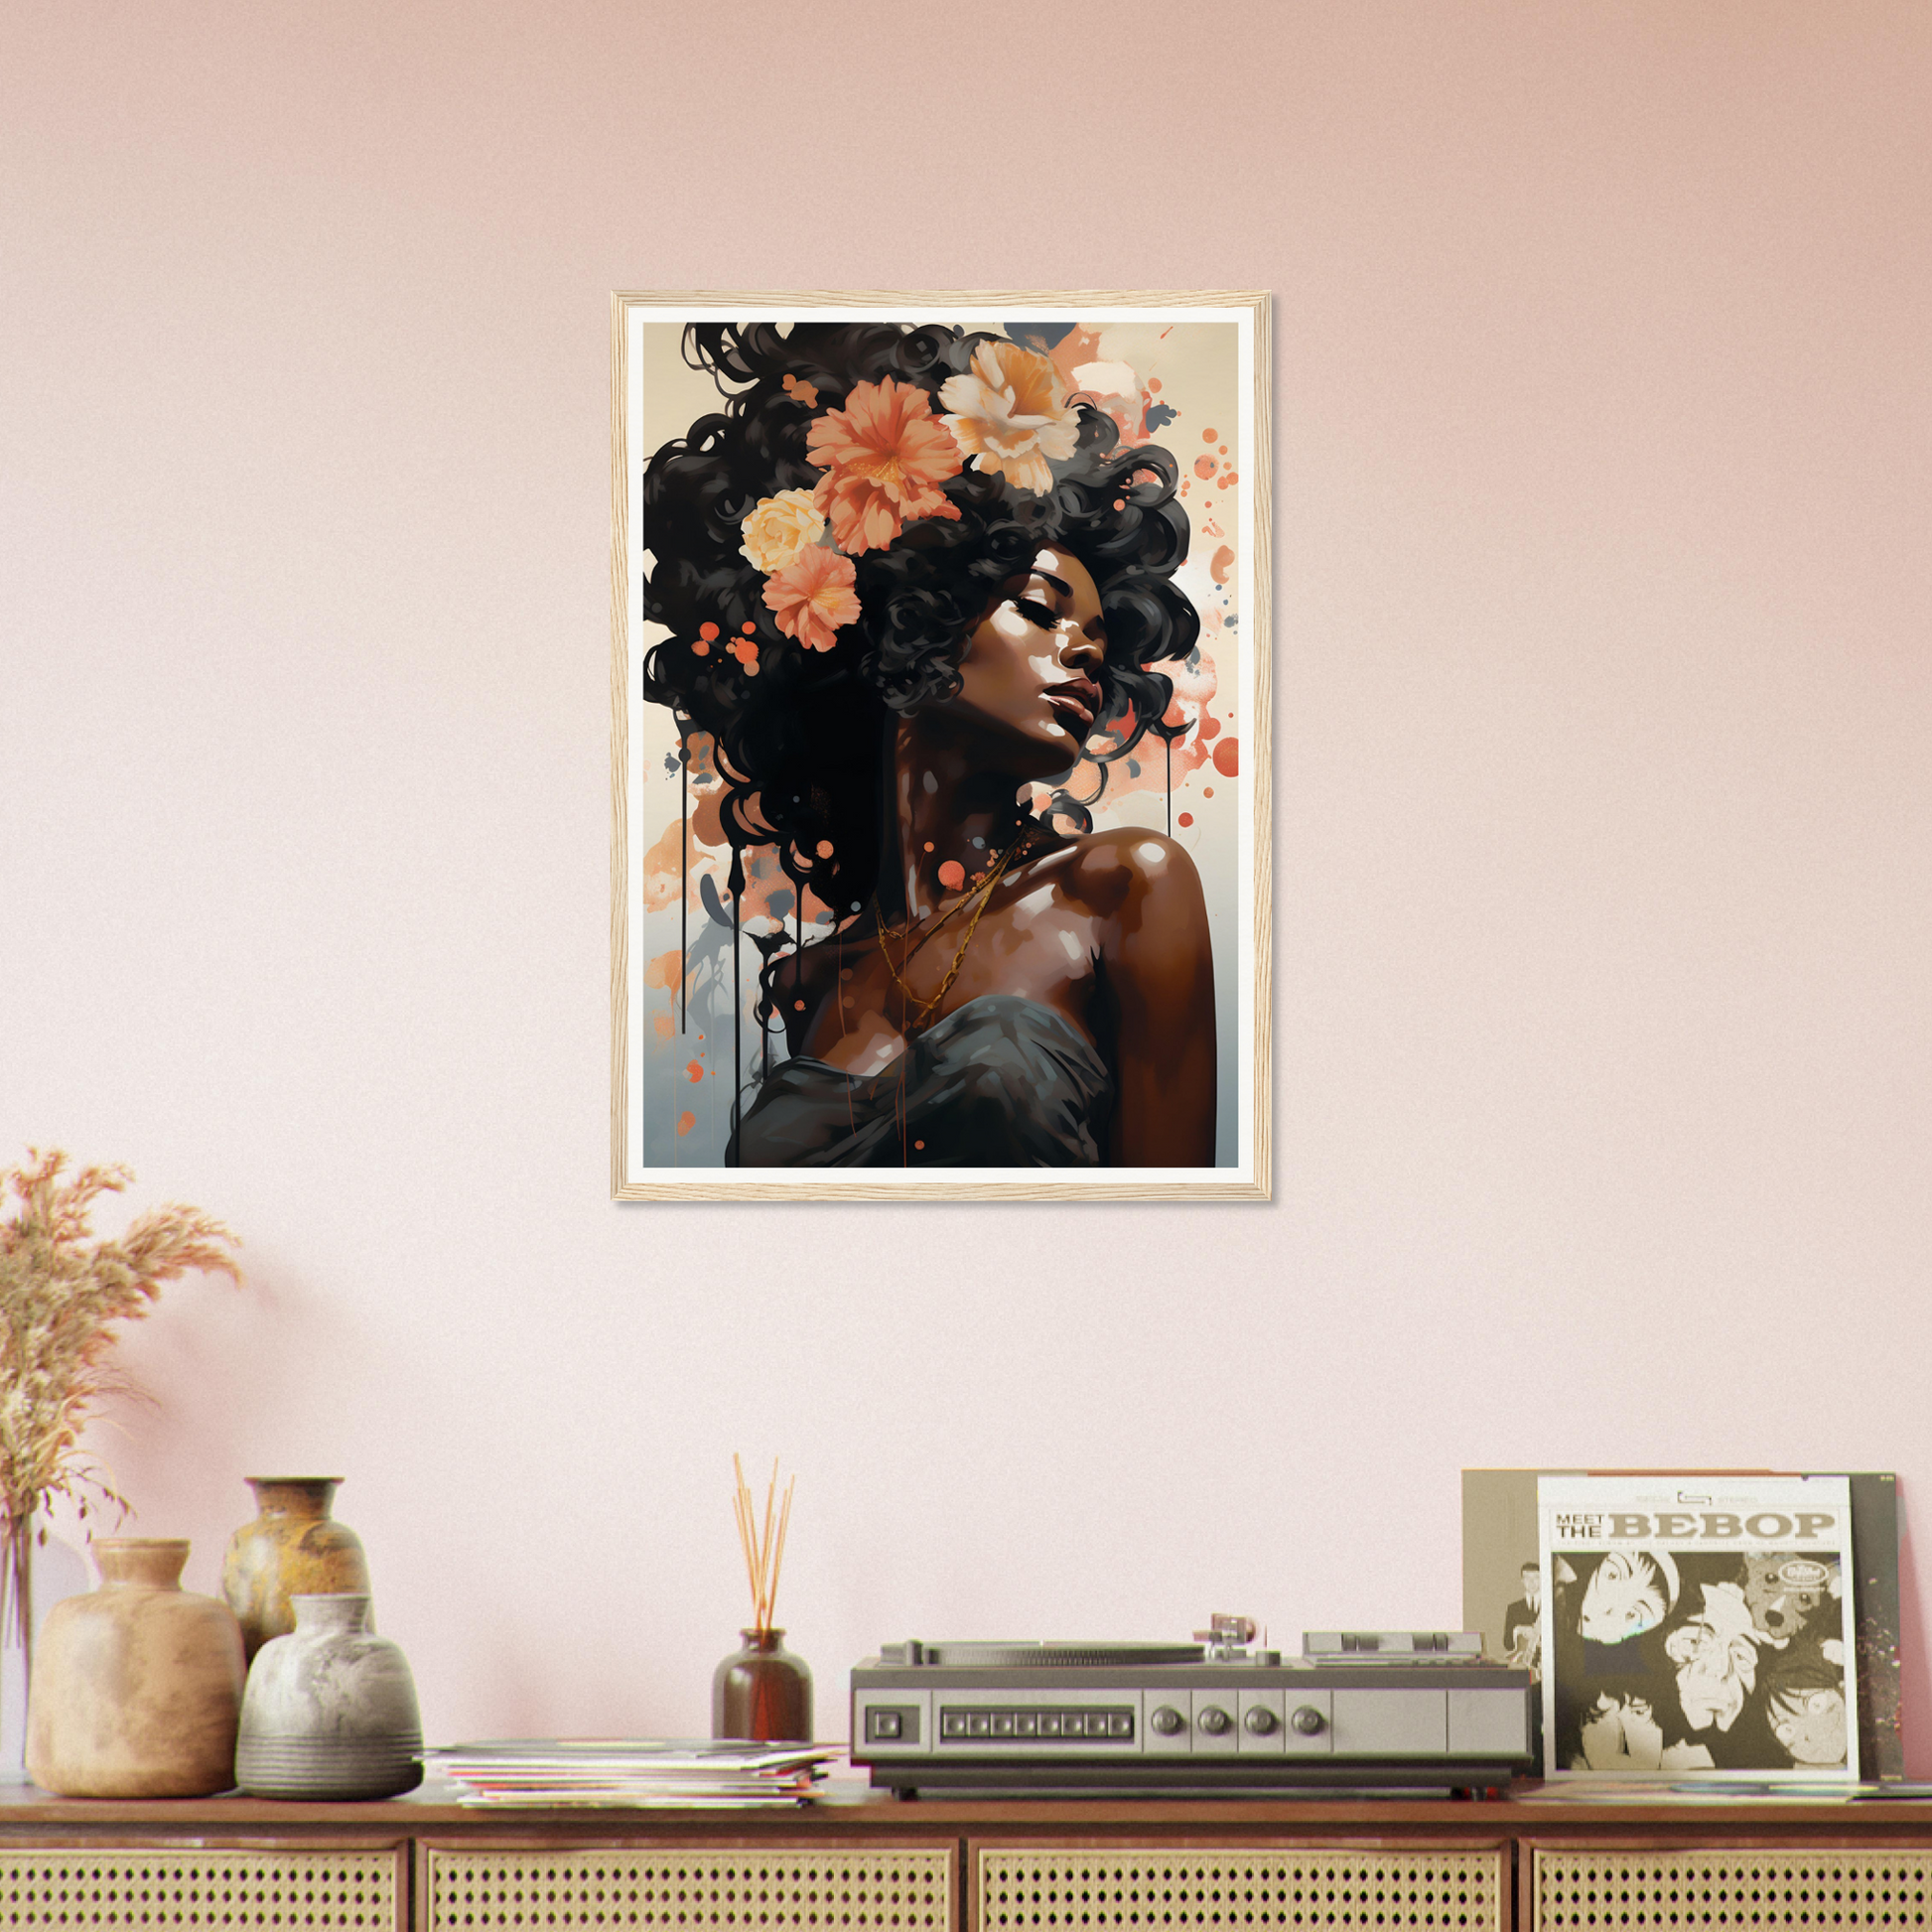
[625,318,1240,1172]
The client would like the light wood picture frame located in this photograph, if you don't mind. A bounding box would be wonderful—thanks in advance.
[611,292,1271,1199]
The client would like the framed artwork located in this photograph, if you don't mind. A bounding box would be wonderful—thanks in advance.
[611,291,1271,1199]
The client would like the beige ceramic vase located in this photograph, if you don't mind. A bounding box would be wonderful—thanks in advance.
[26,1538,245,1798]
[221,1477,371,1661]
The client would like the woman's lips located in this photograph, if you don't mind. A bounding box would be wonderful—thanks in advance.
[1044,679,1102,729]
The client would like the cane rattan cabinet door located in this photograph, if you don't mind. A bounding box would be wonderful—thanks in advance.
[0,1845,403,1930]
[1531,1845,1932,1929]
[424,1841,956,1930]
[974,1844,1504,1931]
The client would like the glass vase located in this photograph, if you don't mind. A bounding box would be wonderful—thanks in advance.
[712,1628,812,1742]
[0,1517,88,1781]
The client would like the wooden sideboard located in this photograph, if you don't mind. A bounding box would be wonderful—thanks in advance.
[4,1780,1932,1929]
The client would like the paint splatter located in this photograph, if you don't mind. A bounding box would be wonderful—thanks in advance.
[1210,544,1234,586]
[937,860,965,891]
[1177,812,1193,829]
[1194,457,1216,480]
[644,948,685,990]
[676,1110,696,1137]
[687,1060,705,1082]
[1202,427,1217,441]
[652,1013,675,1039]
[1212,738,1239,777]
[1200,713,1222,741]
[816,838,834,858]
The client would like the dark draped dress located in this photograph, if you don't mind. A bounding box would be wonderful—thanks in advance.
[728,996,1112,1168]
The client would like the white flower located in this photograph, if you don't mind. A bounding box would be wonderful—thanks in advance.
[739,489,826,574]
[939,341,1081,494]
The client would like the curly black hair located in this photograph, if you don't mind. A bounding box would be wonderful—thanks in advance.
[637,320,1199,945]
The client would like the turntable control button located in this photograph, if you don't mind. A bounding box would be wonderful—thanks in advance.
[967,1714,992,1736]
[1197,1705,1233,1735]
[1108,1713,1134,1737]
[1016,1713,1037,1737]
[1291,1705,1326,1735]
[1244,1706,1279,1735]
[1040,1714,1062,1736]
[1151,1705,1185,1736]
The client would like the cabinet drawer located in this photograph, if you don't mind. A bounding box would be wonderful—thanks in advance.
[1532,1846,1932,1929]
[974,1845,1504,1931]
[0,1846,403,1930]
[425,1843,956,1930]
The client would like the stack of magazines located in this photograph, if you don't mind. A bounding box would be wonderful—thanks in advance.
[421,1739,842,1807]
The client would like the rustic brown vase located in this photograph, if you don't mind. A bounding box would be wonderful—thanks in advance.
[712,1628,813,1742]
[25,1538,245,1798]
[220,1477,371,1660]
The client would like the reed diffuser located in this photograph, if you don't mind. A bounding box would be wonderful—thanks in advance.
[711,1455,811,1743]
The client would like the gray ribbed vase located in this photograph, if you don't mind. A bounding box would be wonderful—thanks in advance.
[235,1593,422,1799]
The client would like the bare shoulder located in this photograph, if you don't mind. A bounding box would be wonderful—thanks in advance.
[1055,827,1209,926]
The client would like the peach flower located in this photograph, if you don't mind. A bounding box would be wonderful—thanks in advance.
[739,488,825,573]
[761,545,861,652]
[939,340,1080,493]
[806,376,962,555]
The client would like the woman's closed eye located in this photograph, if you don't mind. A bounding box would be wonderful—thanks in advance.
[1013,596,1064,630]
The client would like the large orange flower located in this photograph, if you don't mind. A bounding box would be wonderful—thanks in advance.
[939,340,1080,493]
[761,545,862,652]
[806,376,962,555]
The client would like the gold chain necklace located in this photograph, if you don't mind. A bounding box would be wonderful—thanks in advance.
[876,829,1035,1032]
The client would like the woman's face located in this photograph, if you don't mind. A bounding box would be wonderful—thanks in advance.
[933,545,1107,775]
[1577,1551,1670,1643]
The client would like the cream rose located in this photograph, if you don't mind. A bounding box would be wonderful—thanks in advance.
[739,489,826,574]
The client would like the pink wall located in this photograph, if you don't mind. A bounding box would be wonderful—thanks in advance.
[4,1,1929,1758]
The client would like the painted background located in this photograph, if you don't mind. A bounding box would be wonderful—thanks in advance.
[4,2,1930,1760]
[623,313,1246,1173]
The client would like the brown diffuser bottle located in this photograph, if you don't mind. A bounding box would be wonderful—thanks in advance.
[714,1457,811,1742]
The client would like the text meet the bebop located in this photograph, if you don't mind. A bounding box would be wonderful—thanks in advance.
[1554,1511,1838,1541]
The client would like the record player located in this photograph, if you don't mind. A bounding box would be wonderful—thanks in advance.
[849,1616,1533,1795]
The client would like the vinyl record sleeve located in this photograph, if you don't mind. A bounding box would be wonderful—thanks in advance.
[1537,1473,1859,1783]
[1462,1468,1900,1781]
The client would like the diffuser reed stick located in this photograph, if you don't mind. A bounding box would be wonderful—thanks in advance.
[732,1453,794,1638]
